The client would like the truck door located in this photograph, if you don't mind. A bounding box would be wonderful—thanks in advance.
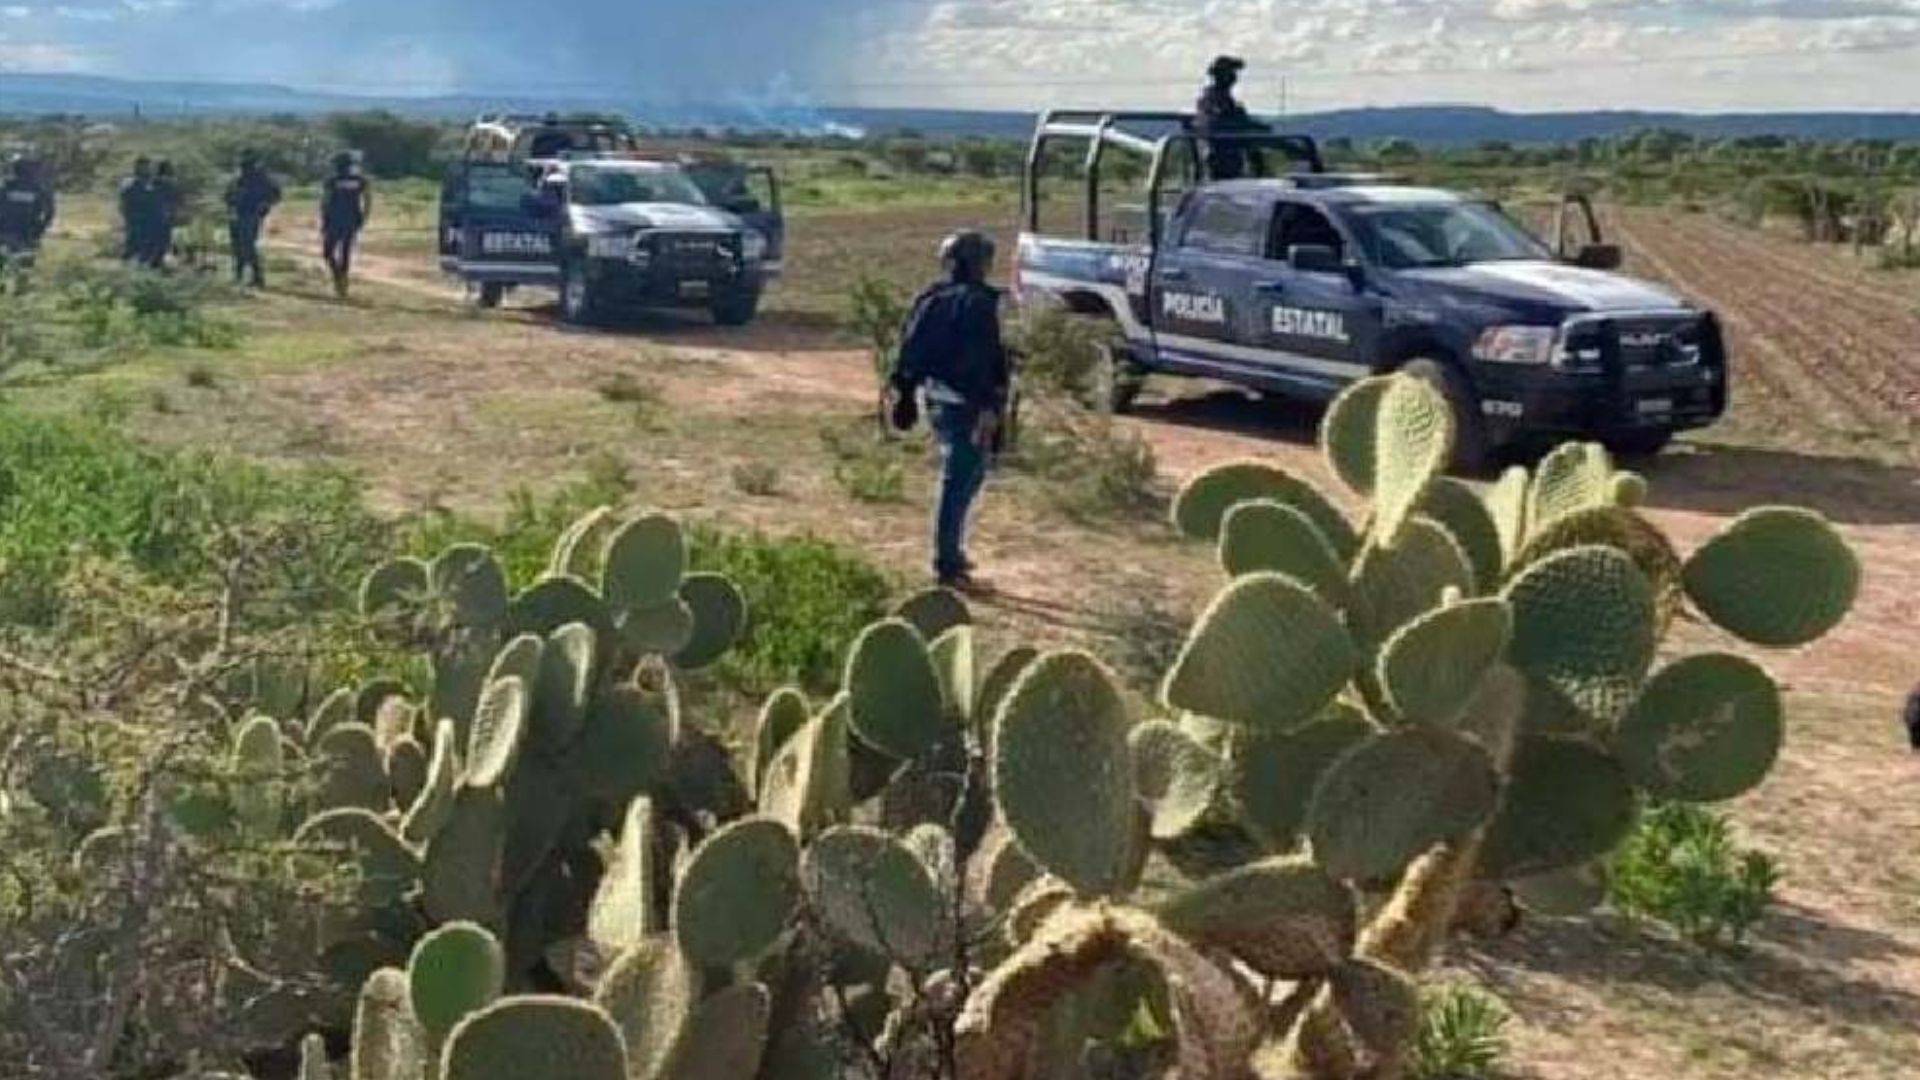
[689,162,784,268]
[452,163,560,285]
[1252,200,1376,386]
[1148,189,1268,370]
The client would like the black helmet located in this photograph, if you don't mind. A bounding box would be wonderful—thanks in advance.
[939,229,996,278]
[332,150,355,170]
[1208,55,1246,79]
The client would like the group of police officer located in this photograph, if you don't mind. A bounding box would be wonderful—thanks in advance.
[0,144,372,297]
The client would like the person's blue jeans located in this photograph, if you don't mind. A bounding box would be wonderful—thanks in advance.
[931,402,988,580]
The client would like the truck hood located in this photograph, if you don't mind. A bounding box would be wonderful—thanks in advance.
[1399,260,1687,313]
[570,202,738,234]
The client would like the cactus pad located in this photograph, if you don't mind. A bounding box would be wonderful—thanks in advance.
[509,574,612,639]
[430,545,510,630]
[1683,506,1859,647]
[1370,375,1455,541]
[1329,958,1420,1061]
[401,719,460,845]
[580,684,674,803]
[350,967,427,1080]
[1164,573,1358,731]
[231,715,285,836]
[1218,499,1349,599]
[844,618,948,761]
[750,687,810,793]
[1504,545,1656,726]
[386,737,429,811]
[295,808,421,907]
[1481,735,1638,878]
[603,514,687,611]
[1306,728,1500,882]
[588,797,663,955]
[1174,460,1357,557]
[664,982,772,1080]
[530,622,596,753]
[548,504,617,578]
[1486,465,1531,565]
[1345,517,1476,652]
[1614,653,1783,803]
[1378,598,1514,727]
[1515,506,1684,631]
[1155,856,1357,978]
[422,786,506,927]
[802,825,949,967]
[976,829,1042,914]
[317,723,390,812]
[591,939,698,1080]
[1511,862,1609,917]
[361,557,430,619]
[1612,471,1649,508]
[671,817,801,968]
[1528,442,1613,531]
[1129,719,1221,840]
[308,685,357,744]
[894,586,972,641]
[976,645,1038,744]
[1321,376,1391,496]
[929,624,978,722]
[301,1032,332,1080]
[674,572,747,670]
[483,635,544,699]
[757,700,852,840]
[994,651,1147,897]
[463,676,528,790]
[1233,709,1375,853]
[1417,477,1504,592]
[439,997,626,1080]
[408,922,504,1049]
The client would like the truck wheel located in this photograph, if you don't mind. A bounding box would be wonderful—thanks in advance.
[1605,431,1673,461]
[1401,358,1494,475]
[560,261,599,325]
[1098,341,1147,414]
[469,282,505,310]
[711,286,761,327]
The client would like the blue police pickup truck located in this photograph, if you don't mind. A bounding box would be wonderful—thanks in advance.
[438,114,783,326]
[1014,112,1727,465]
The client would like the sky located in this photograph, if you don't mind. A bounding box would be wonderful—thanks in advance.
[3,0,1920,113]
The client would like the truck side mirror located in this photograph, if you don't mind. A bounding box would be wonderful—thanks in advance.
[1573,243,1622,271]
[1287,244,1343,274]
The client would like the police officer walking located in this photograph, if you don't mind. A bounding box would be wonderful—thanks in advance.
[887,230,1011,593]
[225,151,282,288]
[320,151,372,298]
[0,154,55,263]
[119,156,164,266]
[1196,55,1270,181]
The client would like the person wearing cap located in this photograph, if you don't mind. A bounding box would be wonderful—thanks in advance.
[225,151,282,287]
[887,229,1012,592]
[119,156,164,265]
[1196,55,1269,181]
[148,159,181,268]
[0,154,55,259]
[319,151,373,298]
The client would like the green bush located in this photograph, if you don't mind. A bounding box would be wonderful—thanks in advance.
[842,271,909,389]
[1013,405,1161,522]
[1010,304,1120,402]
[1412,984,1511,1080]
[0,408,387,625]
[403,456,636,589]
[1608,802,1781,949]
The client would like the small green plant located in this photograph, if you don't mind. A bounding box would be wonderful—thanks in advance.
[595,371,661,407]
[843,271,909,406]
[731,461,782,497]
[1412,984,1511,1080]
[185,362,218,389]
[1608,802,1781,949]
[1014,405,1161,522]
[1009,304,1121,402]
[833,454,908,505]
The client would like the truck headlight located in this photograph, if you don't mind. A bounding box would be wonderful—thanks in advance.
[1473,325,1559,366]
[742,231,768,262]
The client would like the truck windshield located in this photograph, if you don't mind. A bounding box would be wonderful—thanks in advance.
[1344,203,1552,269]
[570,167,709,208]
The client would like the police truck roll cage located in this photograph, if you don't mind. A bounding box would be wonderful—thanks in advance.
[1022,110,1329,245]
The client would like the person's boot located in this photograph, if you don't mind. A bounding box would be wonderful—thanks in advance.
[936,569,993,597]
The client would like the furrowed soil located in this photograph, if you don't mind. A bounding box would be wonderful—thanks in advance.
[26,201,1920,1079]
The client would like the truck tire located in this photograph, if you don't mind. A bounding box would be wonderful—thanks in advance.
[1098,341,1147,414]
[560,260,600,325]
[711,285,761,327]
[1401,358,1494,475]
[469,281,505,310]
[1605,430,1673,461]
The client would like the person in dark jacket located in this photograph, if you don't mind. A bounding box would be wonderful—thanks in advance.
[0,154,55,258]
[888,230,1011,592]
[119,156,162,265]
[1195,55,1269,181]
[147,159,181,268]
[225,151,282,287]
[320,151,372,298]
[1905,683,1920,751]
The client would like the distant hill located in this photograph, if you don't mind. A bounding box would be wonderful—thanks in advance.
[5,72,1920,143]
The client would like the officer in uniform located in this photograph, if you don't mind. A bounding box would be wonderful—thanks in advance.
[887,230,1011,593]
[225,151,282,287]
[119,156,162,265]
[319,151,372,298]
[1195,55,1269,181]
[0,154,55,261]
[149,159,181,268]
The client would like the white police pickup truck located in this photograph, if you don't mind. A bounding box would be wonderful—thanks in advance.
[1014,111,1727,466]
[438,114,783,326]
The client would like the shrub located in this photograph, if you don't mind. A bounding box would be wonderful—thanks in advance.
[833,454,908,504]
[1009,303,1121,402]
[731,461,782,497]
[1013,403,1162,522]
[325,110,444,179]
[403,456,636,589]
[1608,802,1781,949]
[1413,984,1511,1080]
[843,271,909,391]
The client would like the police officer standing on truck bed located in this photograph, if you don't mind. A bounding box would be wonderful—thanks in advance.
[1196,55,1269,181]
[119,156,163,266]
[1,153,55,261]
[225,151,282,288]
[887,230,1011,594]
[320,151,372,299]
